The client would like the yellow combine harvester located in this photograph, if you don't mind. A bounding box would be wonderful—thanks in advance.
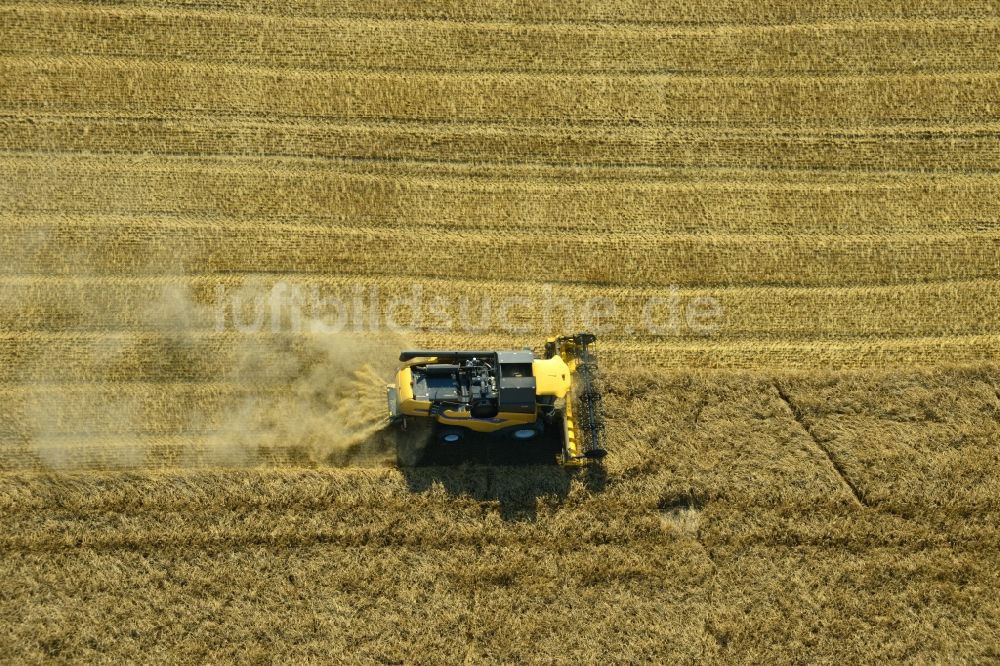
[387,334,606,466]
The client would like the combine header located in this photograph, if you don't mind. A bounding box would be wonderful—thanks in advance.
[387,334,606,466]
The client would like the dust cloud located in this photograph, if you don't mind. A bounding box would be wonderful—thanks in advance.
[9,271,409,470]
[195,318,410,468]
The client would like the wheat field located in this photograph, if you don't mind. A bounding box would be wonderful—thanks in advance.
[1,1,999,663]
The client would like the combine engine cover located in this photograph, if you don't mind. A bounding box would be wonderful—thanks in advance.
[411,355,499,417]
[401,350,540,417]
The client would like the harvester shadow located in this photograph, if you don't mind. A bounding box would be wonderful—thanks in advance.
[401,435,606,521]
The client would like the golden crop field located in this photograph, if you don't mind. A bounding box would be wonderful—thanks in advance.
[1,0,999,663]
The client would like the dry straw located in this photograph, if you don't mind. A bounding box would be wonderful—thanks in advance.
[0,0,998,661]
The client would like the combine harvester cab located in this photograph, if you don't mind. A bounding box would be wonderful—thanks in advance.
[387,334,606,466]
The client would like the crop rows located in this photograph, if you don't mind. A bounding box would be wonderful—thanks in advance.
[3,158,999,237]
[1,332,995,384]
[0,275,997,341]
[0,382,269,439]
[4,216,997,288]
[1,1,999,661]
[3,59,1000,125]
[1,365,998,660]
[5,6,1000,75]
[24,0,1000,24]
[6,115,1000,173]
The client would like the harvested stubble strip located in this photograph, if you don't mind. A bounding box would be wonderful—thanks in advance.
[0,382,280,441]
[3,217,997,287]
[1,332,997,380]
[5,6,1000,75]
[0,435,316,472]
[5,115,1000,173]
[3,159,999,236]
[3,59,999,125]
[58,0,1000,23]
[0,275,997,341]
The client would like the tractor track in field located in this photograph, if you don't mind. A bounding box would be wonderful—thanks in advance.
[773,380,869,508]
